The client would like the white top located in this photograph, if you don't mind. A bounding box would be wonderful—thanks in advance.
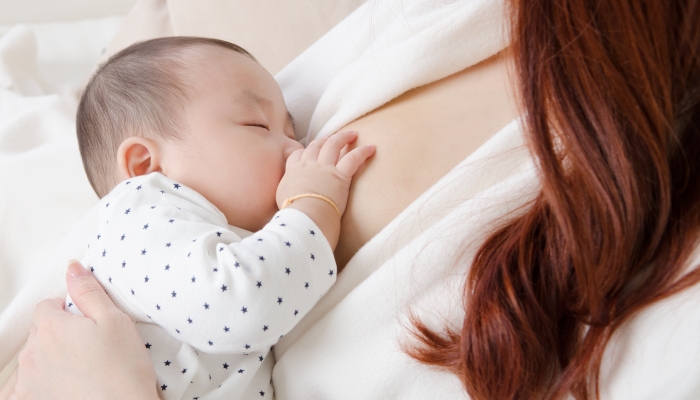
[66,172,337,400]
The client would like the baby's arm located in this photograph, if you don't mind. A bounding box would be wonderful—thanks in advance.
[276,130,375,250]
[152,206,336,354]
[67,174,340,355]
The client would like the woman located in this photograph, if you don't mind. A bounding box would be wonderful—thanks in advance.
[3,0,700,398]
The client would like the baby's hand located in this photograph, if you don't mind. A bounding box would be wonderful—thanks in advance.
[276,130,375,217]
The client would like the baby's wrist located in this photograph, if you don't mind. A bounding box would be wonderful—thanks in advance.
[281,193,341,219]
[283,197,341,250]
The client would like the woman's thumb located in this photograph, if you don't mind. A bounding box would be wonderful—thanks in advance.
[66,260,114,320]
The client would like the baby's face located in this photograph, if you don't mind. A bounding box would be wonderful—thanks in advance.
[161,50,303,232]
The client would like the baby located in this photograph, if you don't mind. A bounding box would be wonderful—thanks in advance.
[66,37,374,400]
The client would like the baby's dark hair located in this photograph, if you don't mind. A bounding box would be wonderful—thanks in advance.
[77,37,255,198]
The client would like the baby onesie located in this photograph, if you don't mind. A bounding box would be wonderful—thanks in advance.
[66,172,337,400]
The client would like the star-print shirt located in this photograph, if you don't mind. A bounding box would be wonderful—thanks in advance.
[65,172,337,400]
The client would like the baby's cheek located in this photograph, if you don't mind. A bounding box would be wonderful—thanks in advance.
[215,187,269,230]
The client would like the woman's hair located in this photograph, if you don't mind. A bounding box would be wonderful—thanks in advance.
[408,0,700,399]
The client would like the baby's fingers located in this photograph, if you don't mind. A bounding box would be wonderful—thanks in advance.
[301,137,329,162]
[336,145,376,177]
[286,148,304,168]
[318,131,357,165]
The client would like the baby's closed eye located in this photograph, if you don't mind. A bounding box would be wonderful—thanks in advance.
[246,124,270,131]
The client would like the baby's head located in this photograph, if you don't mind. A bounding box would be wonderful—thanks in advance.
[77,37,303,231]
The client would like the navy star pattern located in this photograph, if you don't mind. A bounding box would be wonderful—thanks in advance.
[63,173,335,400]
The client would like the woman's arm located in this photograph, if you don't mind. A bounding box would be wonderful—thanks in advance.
[3,262,158,400]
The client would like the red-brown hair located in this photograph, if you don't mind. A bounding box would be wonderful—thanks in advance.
[408,0,700,399]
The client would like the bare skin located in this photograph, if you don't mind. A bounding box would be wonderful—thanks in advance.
[334,49,519,271]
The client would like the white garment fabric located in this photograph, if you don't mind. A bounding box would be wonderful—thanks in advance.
[66,172,335,400]
[2,0,700,398]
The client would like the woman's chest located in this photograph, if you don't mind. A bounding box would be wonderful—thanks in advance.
[334,51,520,270]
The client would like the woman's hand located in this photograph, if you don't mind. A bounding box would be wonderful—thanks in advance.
[5,261,158,400]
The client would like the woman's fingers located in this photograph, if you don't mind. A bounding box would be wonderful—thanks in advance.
[32,298,64,330]
[64,261,114,322]
[6,262,158,400]
[0,367,18,400]
[26,326,37,347]
[300,136,328,162]
[317,131,357,165]
[336,145,376,177]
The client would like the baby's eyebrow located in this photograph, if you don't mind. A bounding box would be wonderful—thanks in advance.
[236,90,296,134]
[236,90,272,107]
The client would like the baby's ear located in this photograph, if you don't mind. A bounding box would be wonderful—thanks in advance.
[117,137,162,179]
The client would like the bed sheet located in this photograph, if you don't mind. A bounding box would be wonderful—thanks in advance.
[0,15,123,330]
[0,14,129,386]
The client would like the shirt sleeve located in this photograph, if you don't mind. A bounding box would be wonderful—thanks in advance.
[68,173,337,354]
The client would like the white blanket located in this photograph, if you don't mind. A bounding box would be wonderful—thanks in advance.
[0,17,122,381]
[0,17,122,314]
[2,0,700,398]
